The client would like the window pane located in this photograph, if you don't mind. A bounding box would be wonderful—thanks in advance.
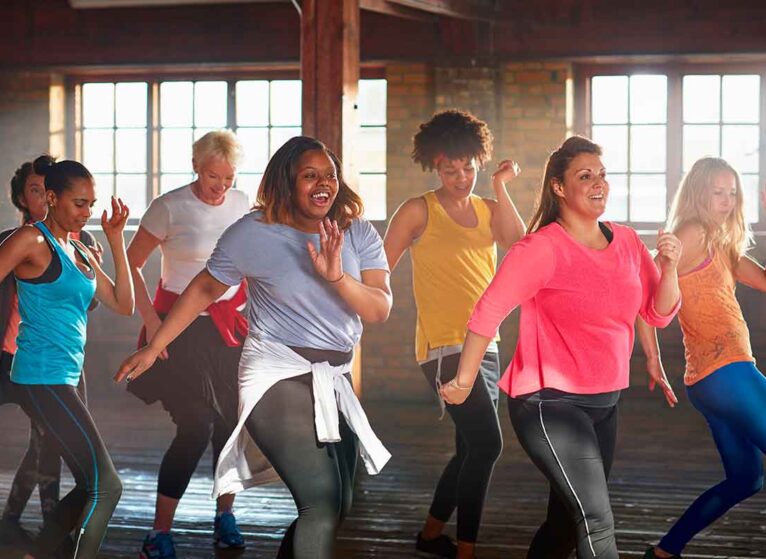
[592,125,628,173]
[359,79,387,126]
[359,174,387,221]
[116,174,147,215]
[83,83,114,128]
[630,75,667,124]
[722,75,760,124]
[602,173,628,222]
[235,173,262,204]
[683,125,720,171]
[591,76,628,124]
[92,174,114,217]
[683,75,720,123]
[270,81,301,126]
[161,173,194,194]
[83,130,114,173]
[270,127,301,157]
[236,81,269,126]
[237,128,269,173]
[115,129,147,173]
[630,174,666,222]
[630,125,666,172]
[741,174,760,223]
[161,128,193,173]
[160,82,193,127]
[358,127,386,173]
[194,81,227,128]
[722,125,759,174]
[115,82,148,127]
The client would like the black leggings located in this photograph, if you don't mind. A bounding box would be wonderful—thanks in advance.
[508,397,618,559]
[2,350,87,524]
[15,383,122,559]
[158,403,231,500]
[245,348,357,559]
[421,352,503,543]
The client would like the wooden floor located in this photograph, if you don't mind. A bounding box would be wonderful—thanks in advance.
[1,385,765,558]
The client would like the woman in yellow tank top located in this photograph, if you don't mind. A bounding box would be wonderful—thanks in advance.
[641,158,766,559]
[384,110,525,559]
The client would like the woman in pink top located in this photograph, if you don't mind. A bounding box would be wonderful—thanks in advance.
[441,136,681,559]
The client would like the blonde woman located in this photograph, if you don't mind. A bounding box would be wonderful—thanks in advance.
[125,130,250,558]
[642,158,766,559]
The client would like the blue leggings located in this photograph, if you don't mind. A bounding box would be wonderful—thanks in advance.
[659,361,766,555]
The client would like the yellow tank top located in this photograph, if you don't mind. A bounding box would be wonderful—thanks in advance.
[678,251,754,386]
[410,191,498,361]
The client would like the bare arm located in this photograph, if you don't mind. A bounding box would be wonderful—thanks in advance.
[0,227,44,284]
[636,317,677,407]
[441,329,494,404]
[383,197,427,272]
[735,255,766,291]
[114,270,228,382]
[654,230,682,316]
[87,197,134,316]
[487,159,526,250]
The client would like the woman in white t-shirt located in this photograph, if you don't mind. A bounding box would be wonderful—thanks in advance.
[125,130,250,559]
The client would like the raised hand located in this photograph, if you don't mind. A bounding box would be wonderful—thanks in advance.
[491,159,521,195]
[101,196,130,243]
[656,229,682,274]
[307,218,344,283]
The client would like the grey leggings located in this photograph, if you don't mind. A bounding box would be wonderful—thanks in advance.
[245,347,357,559]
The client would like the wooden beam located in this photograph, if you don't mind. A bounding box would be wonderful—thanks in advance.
[360,0,435,22]
[384,0,497,21]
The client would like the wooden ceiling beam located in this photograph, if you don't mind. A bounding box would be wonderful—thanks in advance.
[383,0,497,21]
[360,0,435,22]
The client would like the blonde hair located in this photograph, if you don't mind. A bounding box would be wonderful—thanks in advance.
[192,129,244,168]
[667,157,752,267]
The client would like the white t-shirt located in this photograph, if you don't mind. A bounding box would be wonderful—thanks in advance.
[140,184,250,300]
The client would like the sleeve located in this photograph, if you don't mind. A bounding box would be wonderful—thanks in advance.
[467,232,556,338]
[206,222,246,287]
[351,219,389,272]
[139,196,170,240]
[636,233,681,328]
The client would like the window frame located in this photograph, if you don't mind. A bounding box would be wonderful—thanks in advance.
[574,62,766,232]
[67,66,387,225]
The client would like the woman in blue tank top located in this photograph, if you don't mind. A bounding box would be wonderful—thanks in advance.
[0,159,134,559]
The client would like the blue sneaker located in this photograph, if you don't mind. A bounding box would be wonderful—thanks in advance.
[139,531,176,559]
[214,511,246,549]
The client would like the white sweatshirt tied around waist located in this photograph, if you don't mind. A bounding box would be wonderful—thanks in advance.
[213,335,391,497]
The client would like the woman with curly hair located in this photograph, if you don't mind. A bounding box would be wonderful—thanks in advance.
[116,136,392,559]
[641,158,766,559]
[384,109,525,558]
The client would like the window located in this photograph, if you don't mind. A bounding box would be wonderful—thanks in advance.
[75,77,387,220]
[578,65,764,227]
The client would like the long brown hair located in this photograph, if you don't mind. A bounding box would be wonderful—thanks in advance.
[527,136,602,234]
[255,136,363,230]
[666,157,752,267]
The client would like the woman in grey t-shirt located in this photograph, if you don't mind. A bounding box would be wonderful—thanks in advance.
[116,136,392,559]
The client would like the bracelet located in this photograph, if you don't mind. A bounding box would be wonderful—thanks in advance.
[448,377,473,391]
[328,273,345,284]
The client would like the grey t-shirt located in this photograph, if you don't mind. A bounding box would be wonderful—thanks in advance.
[206,211,389,352]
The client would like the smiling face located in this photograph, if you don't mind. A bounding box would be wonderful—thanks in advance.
[19,172,47,222]
[192,156,236,206]
[553,152,609,220]
[291,149,339,228]
[707,170,738,223]
[46,177,96,233]
[436,157,477,201]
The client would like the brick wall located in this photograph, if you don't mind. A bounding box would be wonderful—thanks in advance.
[0,71,51,229]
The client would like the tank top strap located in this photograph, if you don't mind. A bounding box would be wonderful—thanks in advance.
[470,194,493,231]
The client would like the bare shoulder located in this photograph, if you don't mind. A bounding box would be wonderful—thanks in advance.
[674,221,706,251]
[481,197,497,211]
[386,196,428,242]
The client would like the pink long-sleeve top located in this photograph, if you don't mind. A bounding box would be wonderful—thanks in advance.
[468,222,680,397]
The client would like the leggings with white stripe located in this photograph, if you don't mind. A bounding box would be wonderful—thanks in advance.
[508,397,618,559]
[15,383,122,559]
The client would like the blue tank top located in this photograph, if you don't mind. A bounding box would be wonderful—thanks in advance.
[11,222,96,386]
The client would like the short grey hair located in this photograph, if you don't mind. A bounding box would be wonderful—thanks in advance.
[192,129,245,168]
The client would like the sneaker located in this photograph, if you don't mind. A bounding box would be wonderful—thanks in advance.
[139,531,176,559]
[214,512,245,549]
[415,531,457,558]
[643,546,683,559]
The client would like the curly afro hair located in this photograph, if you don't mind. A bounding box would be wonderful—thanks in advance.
[411,109,493,172]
